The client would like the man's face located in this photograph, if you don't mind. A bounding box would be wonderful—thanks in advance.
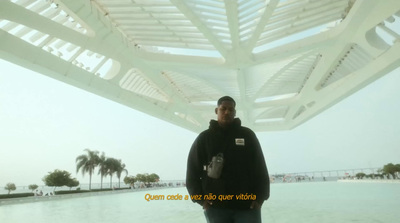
[215,101,236,127]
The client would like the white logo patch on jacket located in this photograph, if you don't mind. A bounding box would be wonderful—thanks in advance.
[235,138,245,146]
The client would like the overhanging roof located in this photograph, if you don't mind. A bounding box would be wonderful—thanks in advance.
[1,0,400,132]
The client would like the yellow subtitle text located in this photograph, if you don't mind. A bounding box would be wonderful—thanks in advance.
[144,193,256,202]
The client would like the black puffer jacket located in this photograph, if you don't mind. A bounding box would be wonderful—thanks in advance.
[186,118,270,209]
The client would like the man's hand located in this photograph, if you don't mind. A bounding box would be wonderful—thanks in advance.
[203,200,213,210]
[250,200,263,209]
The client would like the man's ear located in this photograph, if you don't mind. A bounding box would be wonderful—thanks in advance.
[215,107,218,114]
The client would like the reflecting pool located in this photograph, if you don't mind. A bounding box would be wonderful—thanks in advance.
[1,182,399,223]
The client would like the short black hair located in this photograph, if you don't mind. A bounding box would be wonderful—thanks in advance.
[217,96,236,106]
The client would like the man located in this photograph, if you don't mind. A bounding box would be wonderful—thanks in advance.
[186,96,270,223]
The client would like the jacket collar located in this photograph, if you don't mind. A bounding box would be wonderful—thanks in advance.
[209,118,241,131]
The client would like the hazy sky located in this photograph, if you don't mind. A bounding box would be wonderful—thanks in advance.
[1,59,399,187]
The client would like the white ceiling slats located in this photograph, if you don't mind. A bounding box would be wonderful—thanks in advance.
[1,0,400,132]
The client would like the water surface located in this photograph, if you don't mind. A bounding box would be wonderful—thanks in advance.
[1,182,399,223]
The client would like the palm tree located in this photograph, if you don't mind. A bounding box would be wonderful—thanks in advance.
[76,148,100,190]
[104,157,119,189]
[97,152,108,189]
[115,160,128,188]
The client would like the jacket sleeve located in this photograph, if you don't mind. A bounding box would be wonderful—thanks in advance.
[251,131,270,202]
[186,135,205,205]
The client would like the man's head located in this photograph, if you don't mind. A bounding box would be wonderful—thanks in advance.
[215,96,236,127]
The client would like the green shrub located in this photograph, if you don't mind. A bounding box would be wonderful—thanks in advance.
[0,193,34,199]
[54,190,91,195]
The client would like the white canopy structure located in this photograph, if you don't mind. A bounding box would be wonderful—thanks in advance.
[1,0,400,132]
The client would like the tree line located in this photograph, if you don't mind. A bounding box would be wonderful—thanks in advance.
[123,173,160,188]
[355,163,400,179]
[3,148,160,194]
